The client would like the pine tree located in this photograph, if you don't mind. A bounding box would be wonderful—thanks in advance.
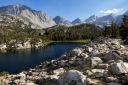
[120,15,128,39]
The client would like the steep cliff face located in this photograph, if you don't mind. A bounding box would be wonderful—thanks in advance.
[0,4,56,29]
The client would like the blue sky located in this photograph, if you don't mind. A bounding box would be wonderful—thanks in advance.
[0,0,127,21]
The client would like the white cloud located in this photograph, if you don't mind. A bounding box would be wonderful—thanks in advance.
[99,8,125,14]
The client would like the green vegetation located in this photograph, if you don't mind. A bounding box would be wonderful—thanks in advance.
[120,15,128,40]
[104,15,128,42]
[45,24,103,41]
[104,22,120,38]
[49,40,91,44]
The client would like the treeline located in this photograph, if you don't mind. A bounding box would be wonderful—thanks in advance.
[104,15,128,42]
[44,24,103,41]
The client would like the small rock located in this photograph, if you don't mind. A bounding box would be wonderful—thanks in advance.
[92,69,106,78]
[53,68,65,76]
[97,64,109,69]
[105,77,118,83]
[80,53,89,59]
[85,46,93,53]
[86,78,103,85]
[26,82,36,85]
[106,82,122,85]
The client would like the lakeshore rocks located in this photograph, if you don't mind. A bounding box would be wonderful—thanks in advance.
[87,79,104,85]
[26,82,36,85]
[105,77,118,83]
[58,70,86,85]
[0,44,7,50]
[109,60,128,75]
[106,82,122,85]
[90,57,103,68]
[72,48,83,56]
[0,39,44,52]
[53,68,65,76]
[0,38,128,85]
[91,69,106,78]
[104,51,122,62]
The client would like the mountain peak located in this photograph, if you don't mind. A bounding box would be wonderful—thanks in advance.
[109,13,116,17]
[85,15,98,23]
[54,16,65,20]
[53,16,72,26]
[53,16,65,24]
[75,18,81,20]
[72,18,83,25]
[14,3,23,7]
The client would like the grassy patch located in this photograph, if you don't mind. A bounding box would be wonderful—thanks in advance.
[49,40,91,44]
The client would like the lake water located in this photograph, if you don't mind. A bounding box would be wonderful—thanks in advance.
[0,43,82,74]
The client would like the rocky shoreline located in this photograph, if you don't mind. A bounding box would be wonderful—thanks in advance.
[0,39,50,53]
[0,38,128,85]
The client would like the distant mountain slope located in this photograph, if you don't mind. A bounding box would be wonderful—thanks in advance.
[85,14,117,26]
[0,4,56,29]
[85,15,98,24]
[72,18,83,25]
[53,16,72,26]
[96,13,116,26]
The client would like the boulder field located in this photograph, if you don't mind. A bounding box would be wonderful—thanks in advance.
[0,37,128,85]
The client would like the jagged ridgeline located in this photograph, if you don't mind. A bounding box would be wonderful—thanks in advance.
[45,24,103,41]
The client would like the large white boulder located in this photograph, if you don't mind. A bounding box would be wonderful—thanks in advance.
[58,70,86,85]
[91,57,103,68]
[72,48,82,56]
[109,61,128,75]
